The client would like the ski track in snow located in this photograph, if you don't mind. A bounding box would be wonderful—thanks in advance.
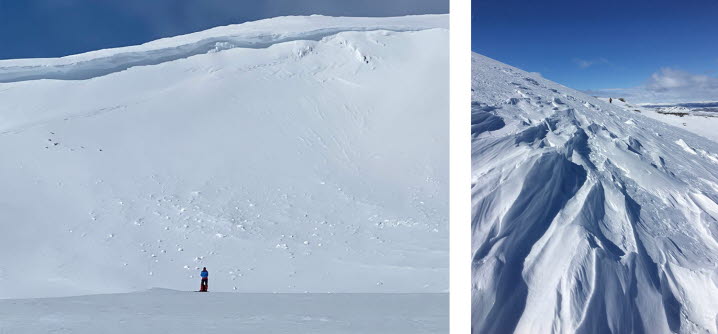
[472,53,718,334]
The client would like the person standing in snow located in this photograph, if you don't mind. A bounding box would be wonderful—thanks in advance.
[200,267,209,292]
[609,97,613,103]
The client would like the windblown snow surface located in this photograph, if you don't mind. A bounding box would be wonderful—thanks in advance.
[471,53,718,334]
[0,15,449,300]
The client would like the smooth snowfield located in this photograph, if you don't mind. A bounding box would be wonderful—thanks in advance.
[0,15,448,299]
[640,110,718,144]
[598,98,718,144]
[0,290,448,333]
[472,53,718,334]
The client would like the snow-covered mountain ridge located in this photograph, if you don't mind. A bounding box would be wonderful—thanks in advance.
[472,53,718,334]
[0,15,446,82]
[0,15,448,299]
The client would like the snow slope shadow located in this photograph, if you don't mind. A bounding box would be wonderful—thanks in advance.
[474,152,587,333]
[471,102,505,136]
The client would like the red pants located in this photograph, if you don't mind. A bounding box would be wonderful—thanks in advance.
[200,278,208,292]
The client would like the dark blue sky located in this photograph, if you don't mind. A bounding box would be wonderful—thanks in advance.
[0,0,447,60]
[473,0,718,97]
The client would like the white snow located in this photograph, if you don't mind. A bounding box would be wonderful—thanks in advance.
[0,15,446,83]
[675,139,698,155]
[599,97,718,144]
[472,53,718,334]
[0,15,448,299]
[0,289,448,333]
[643,110,718,144]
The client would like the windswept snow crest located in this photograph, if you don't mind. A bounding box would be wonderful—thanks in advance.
[472,53,718,334]
[0,15,448,299]
[0,15,446,83]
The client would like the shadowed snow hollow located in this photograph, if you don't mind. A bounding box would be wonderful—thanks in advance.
[0,15,448,299]
[472,53,718,334]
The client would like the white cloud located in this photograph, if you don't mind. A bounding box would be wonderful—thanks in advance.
[646,68,718,92]
[573,57,609,69]
[585,67,718,103]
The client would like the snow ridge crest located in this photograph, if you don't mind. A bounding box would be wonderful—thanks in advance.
[0,15,447,83]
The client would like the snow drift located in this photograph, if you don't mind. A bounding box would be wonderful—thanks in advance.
[472,53,718,334]
[0,15,448,299]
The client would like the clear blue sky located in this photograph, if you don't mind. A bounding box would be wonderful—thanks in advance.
[0,0,447,60]
[472,0,718,99]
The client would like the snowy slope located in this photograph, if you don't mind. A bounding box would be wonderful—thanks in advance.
[0,15,448,299]
[640,110,718,144]
[597,98,718,144]
[472,53,718,334]
[0,289,448,333]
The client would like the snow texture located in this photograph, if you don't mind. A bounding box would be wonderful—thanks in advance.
[599,97,718,145]
[0,289,448,333]
[0,15,448,299]
[472,53,718,334]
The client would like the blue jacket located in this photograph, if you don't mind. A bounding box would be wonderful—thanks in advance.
[201,270,208,278]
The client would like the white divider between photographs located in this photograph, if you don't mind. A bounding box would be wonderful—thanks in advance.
[450,0,472,332]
